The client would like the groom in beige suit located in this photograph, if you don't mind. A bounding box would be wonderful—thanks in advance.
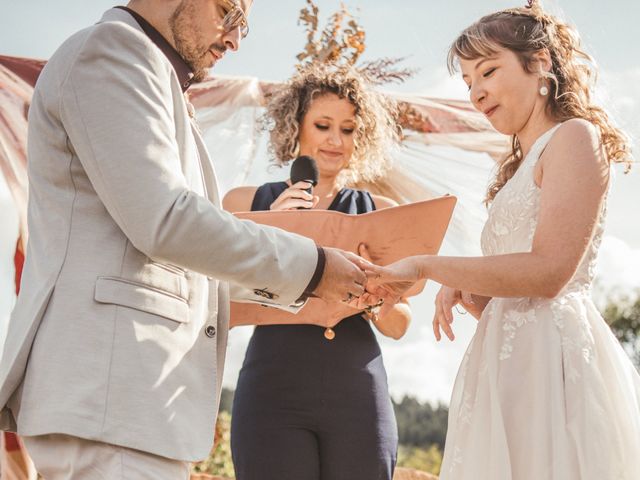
[0,1,373,477]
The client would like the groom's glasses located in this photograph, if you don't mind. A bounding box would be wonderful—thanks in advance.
[219,0,249,39]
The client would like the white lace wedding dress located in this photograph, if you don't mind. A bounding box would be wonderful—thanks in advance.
[440,125,640,480]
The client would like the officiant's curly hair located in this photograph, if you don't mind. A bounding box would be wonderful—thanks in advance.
[263,63,400,186]
[447,0,631,204]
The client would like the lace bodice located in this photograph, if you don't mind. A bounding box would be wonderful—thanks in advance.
[480,125,605,295]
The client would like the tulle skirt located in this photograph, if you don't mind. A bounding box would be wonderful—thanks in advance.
[440,292,640,480]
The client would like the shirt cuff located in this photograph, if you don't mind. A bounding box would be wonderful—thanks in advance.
[297,246,326,301]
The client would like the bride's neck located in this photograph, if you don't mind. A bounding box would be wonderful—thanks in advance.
[517,114,559,159]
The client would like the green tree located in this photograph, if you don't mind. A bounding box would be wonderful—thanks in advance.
[219,387,235,414]
[602,293,640,368]
[393,395,449,450]
[192,411,235,478]
[397,444,443,476]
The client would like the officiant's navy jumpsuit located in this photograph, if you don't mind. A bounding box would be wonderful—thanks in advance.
[231,182,398,480]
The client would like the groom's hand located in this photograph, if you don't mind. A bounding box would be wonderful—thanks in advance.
[312,247,369,304]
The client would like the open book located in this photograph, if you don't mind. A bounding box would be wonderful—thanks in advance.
[230,195,457,328]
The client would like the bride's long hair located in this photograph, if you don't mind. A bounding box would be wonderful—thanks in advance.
[447,0,631,204]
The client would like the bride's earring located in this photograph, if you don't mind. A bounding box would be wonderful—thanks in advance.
[539,78,549,96]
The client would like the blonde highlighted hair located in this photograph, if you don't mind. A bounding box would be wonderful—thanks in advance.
[447,1,631,204]
[263,63,400,186]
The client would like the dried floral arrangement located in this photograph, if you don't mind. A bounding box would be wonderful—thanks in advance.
[295,0,416,85]
[291,0,442,133]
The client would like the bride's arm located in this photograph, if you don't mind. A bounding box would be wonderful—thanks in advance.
[372,119,609,300]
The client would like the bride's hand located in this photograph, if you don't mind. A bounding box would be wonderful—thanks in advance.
[354,256,425,305]
[433,286,475,341]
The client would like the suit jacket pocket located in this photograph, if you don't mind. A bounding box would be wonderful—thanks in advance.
[94,276,190,323]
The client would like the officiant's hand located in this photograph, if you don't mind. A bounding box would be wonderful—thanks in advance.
[270,181,320,210]
[357,243,380,264]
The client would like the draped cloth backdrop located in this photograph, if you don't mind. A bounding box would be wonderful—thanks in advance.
[0,54,507,478]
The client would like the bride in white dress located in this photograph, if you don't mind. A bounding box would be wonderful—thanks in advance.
[361,2,640,479]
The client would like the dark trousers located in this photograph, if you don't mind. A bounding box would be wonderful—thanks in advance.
[230,319,398,480]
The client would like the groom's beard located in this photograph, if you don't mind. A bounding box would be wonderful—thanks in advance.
[169,0,225,82]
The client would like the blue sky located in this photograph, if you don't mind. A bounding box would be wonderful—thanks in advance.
[4,1,638,86]
[1,0,639,402]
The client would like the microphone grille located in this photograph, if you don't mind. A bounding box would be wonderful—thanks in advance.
[290,156,319,186]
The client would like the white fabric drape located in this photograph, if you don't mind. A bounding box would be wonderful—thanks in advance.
[190,76,504,400]
[0,61,508,403]
[192,76,502,257]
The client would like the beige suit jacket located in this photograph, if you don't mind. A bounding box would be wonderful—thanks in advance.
[0,8,317,461]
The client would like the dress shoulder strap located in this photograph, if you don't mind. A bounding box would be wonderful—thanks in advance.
[524,123,563,166]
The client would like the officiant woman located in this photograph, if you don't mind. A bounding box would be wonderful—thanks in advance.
[223,63,411,480]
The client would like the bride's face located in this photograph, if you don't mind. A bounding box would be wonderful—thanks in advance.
[460,47,549,136]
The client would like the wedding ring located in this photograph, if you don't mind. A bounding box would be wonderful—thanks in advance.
[363,298,384,322]
[454,305,467,315]
[363,298,384,313]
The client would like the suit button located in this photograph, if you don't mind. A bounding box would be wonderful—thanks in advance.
[205,325,216,338]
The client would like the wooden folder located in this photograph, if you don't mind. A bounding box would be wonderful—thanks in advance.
[230,195,457,328]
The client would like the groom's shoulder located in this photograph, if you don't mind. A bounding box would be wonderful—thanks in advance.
[49,13,156,71]
[41,14,166,92]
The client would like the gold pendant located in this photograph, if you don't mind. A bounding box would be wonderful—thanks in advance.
[324,328,335,340]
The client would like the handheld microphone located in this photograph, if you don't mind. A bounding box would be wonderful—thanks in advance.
[290,156,319,198]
